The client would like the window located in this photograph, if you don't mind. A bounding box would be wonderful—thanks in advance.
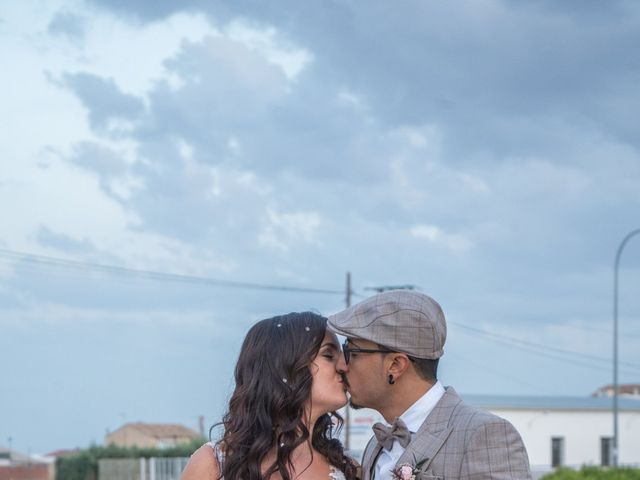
[601,437,613,467]
[551,437,564,468]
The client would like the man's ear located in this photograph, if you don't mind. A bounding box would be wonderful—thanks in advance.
[387,354,411,379]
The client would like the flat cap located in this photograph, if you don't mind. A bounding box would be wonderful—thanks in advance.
[327,290,446,359]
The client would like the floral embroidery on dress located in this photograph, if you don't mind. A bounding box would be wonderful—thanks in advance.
[329,466,346,480]
[207,443,346,480]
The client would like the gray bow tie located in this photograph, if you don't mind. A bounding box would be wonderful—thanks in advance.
[373,417,412,450]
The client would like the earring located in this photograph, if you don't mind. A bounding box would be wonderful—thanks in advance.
[388,374,395,385]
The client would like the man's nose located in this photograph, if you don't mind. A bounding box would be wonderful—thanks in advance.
[336,351,349,373]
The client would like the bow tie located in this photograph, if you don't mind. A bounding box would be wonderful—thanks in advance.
[372,417,412,450]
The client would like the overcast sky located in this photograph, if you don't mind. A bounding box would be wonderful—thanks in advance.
[1,0,640,454]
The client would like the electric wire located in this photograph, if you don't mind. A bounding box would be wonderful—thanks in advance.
[2,248,638,374]
[452,322,640,376]
[0,248,343,295]
[450,321,640,369]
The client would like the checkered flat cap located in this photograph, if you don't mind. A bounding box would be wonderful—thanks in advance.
[328,290,446,359]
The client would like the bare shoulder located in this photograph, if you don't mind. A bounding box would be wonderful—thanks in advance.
[181,445,220,480]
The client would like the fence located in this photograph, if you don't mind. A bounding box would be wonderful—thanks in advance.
[98,458,189,480]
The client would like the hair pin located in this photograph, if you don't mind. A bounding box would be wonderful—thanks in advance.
[282,377,288,383]
[277,323,282,328]
[305,326,310,331]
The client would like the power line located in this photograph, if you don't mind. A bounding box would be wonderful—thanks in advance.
[451,321,640,374]
[450,351,560,395]
[0,248,343,295]
[2,248,637,371]
[451,320,640,369]
[507,316,640,338]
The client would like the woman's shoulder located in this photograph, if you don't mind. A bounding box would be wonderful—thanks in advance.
[180,443,221,480]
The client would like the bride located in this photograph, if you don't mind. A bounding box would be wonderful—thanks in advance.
[181,312,359,480]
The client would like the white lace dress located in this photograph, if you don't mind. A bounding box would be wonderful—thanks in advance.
[206,442,346,480]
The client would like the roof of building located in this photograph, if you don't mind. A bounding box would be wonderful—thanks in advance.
[592,383,640,395]
[463,393,640,411]
[0,447,43,464]
[112,423,201,439]
[44,449,81,458]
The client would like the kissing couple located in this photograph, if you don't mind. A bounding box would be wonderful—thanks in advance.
[182,290,531,480]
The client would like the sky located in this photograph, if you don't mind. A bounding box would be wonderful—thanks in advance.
[1,0,640,455]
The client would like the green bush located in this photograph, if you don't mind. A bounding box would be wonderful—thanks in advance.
[55,438,206,480]
[542,466,640,479]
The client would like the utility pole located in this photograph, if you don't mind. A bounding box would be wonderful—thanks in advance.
[612,228,640,467]
[344,272,352,451]
[343,282,416,453]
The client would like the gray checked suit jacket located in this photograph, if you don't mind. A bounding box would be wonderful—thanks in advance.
[361,387,532,480]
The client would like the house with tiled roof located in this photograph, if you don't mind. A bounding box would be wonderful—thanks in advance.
[105,423,201,449]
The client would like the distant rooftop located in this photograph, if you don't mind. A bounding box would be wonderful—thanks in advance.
[592,383,640,397]
[0,446,42,464]
[463,393,640,411]
[111,422,200,439]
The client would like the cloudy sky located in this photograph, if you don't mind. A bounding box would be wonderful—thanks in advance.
[1,0,640,454]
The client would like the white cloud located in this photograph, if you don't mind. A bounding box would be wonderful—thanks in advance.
[258,208,322,252]
[410,224,474,253]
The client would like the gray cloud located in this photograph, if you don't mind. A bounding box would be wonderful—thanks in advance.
[61,73,145,133]
[36,226,96,254]
[48,11,86,40]
[86,0,640,155]
[57,19,640,295]
[42,0,640,383]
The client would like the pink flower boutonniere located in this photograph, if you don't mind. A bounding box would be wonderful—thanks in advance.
[391,458,429,480]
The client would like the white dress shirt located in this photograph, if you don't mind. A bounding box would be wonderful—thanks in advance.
[374,381,445,480]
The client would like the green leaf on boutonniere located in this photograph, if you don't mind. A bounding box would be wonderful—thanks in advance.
[415,458,428,470]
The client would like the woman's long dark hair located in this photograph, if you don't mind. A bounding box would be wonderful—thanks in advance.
[215,312,357,480]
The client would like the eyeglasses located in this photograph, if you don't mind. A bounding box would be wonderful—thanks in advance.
[342,340,395,364]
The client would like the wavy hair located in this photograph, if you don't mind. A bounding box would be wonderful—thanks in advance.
[214,312,357,480]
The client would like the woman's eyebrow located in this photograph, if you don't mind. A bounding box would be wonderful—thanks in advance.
[321,342,339,349]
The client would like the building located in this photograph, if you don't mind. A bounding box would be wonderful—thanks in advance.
[342,392,640,477]
[105,423,201,449]
[592,383,640,399]
[467,394,640,473]
[0,447,54,480]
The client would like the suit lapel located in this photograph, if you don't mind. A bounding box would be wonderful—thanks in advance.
[363,440,384,480]
[393,387,462,472]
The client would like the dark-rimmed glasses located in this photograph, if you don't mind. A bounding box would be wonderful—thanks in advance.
[342,340,395,364]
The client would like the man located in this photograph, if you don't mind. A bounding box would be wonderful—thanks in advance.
[328,290,531,480]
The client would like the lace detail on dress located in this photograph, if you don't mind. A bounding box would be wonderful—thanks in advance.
[205,442,224,471]
[329,466,347,480]
[206,443,346,480]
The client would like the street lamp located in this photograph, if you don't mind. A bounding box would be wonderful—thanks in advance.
[612,228,640,468]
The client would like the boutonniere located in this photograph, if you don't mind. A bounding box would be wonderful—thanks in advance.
[390,457,429,480]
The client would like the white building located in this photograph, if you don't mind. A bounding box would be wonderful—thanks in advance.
[341,393,640,476]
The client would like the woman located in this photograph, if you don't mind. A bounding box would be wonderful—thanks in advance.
[181,312,358,480]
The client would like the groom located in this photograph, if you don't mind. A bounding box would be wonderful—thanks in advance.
[329,290,531,480]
